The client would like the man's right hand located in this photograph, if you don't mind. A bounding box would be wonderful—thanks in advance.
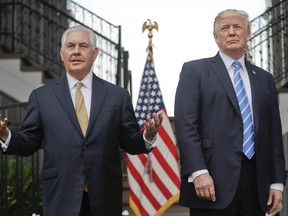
[194,173,216,202]
[0,117,9,142]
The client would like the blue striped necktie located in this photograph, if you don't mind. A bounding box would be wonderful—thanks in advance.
[232,61,255,159]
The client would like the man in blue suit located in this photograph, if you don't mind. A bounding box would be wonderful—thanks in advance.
[174,9,286,216]
[0,25,163,216]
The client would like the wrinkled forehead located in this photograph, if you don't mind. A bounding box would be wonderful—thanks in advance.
[65,30,90,43]
[218,16,247,27]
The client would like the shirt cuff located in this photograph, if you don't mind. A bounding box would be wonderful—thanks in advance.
[0,130,11,152]
[270,183,284,192]
[188,169,209,183]
[143,130,157,150]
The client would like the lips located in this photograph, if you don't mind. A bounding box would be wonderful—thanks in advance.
[70,59,84,63]
[228,40,239,43]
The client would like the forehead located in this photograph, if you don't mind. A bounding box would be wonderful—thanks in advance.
[65,30,91,44]
[218,15,245,25]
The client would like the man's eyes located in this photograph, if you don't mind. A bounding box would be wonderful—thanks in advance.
[220,25,243,32]
[66,44,89,48]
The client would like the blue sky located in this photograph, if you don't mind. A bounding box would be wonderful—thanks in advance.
[75,0,267,116]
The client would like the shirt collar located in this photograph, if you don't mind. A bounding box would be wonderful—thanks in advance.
[66,71,93,90]
[219,51,245,70]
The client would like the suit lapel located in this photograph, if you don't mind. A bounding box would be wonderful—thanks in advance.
[210,54,242,118]
[86,74,108,136]
[53,75,83,136]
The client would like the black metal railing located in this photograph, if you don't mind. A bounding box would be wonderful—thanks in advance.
[248,0,288,88]
[0,103,43,216]
[0,0,128,87]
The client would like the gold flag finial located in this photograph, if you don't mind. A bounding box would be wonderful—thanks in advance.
[142,19,158,55]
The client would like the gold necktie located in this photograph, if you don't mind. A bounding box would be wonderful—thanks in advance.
[75,82,88,136]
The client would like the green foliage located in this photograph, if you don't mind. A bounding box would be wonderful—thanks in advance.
[0,158,43,215]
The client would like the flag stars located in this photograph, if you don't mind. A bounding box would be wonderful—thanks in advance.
[139,91,144,97]
[142,105,147,111]
[138,119,144,126]
[155,98,162,103]
[135,56,165,122]
[140,112,146,119]
[154,105,160,110]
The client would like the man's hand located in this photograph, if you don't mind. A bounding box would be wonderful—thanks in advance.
[0,117,9,142]
[194,173,216,202]
[267,189,282,214]
[143,111,163,141]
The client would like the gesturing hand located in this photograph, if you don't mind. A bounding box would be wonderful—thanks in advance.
[0,116,9,142]
[143,111,163,141]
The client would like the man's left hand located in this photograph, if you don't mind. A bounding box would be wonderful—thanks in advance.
[143,111,163,141]
[267,189,282,214]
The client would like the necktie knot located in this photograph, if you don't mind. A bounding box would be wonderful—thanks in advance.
[76,81,83,90]
[232,61,241,70]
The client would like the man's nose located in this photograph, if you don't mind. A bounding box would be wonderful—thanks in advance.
[73,45,80,54]
[228,26,236,35]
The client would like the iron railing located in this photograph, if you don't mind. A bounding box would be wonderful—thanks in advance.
[0,103,43,216]
[0,0,127,86]
[248,0,288,88]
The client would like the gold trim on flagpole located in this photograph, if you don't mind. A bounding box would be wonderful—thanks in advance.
[142,19,158,59]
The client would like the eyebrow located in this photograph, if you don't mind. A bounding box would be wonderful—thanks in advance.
[65,42,89,46]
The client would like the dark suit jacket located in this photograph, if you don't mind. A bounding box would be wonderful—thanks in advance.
[5,73,148,215]
[174,53,286,212]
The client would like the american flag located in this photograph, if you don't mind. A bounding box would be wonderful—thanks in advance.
[127,50,180,216]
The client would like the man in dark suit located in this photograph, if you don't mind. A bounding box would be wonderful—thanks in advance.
[0,25,163,216]
[174,9,286,216]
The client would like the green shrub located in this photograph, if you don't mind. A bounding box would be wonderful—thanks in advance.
[0,158,43,215]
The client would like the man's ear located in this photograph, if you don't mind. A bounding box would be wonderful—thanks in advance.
[60,49,64,61]
[93,48,99,61]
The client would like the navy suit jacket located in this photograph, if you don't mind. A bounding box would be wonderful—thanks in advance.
[6,73,148,215]
[174,53,286,211]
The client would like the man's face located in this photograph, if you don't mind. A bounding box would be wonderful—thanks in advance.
[214,15,250,59]
[60,30,98,79]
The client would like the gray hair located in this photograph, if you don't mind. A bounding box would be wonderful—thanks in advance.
[61,25,97,49]
[213,9,251,36]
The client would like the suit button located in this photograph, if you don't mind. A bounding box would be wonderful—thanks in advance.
[82,146,86,149]
[240,127,243,132]
[235,151,242,157]
[81,170,85,175]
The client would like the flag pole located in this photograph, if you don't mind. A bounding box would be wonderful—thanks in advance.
[142,19,158,60]
[142,19,158,182]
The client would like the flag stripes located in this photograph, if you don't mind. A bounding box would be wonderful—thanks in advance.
[127,50,180,215]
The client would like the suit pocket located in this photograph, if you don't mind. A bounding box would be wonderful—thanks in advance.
[202,139,213,162]
[41,167,59,181]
